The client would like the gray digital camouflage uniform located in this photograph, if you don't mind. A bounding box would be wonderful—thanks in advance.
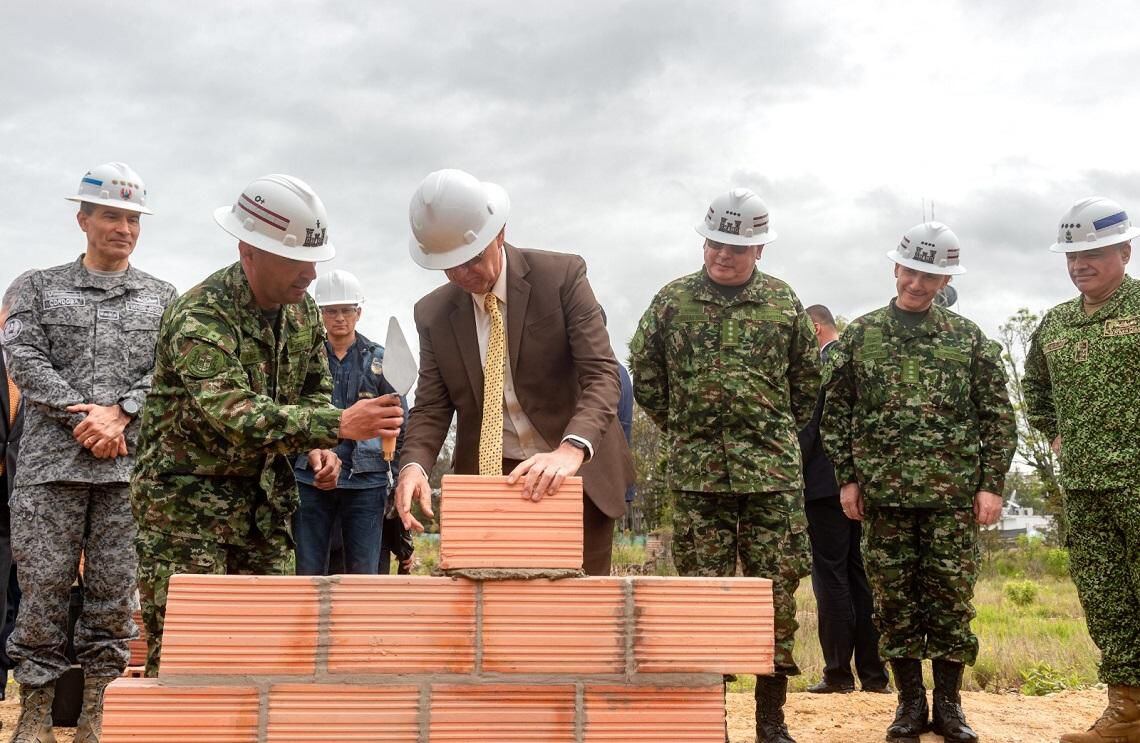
[1,255,176,685]
[130,261,340,675]
[821,300,1016,665]
[1023,274,1140,686]
[630,268,819,675]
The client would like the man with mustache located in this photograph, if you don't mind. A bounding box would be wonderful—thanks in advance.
[630,188,819,743]
[1024,197,1140,743]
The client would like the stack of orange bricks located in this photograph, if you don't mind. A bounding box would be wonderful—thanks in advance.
[102,475,775,741]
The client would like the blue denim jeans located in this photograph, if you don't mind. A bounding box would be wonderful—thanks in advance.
[293,482,386,575]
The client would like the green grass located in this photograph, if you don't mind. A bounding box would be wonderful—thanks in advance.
[728,576,1096,694]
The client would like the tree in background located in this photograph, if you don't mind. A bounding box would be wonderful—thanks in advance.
[627,403,672,533]
[997,308,1066,543]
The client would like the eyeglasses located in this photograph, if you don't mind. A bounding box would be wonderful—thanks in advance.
[704,240,753,255]
[320,306,359,317]
[448,244,493,272]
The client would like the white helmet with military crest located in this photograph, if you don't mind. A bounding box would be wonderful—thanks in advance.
[66,162,153,215]
[695,188,777,246]
[1049,197,1140,253]
[214,174,335,262]
[888,222,966,276]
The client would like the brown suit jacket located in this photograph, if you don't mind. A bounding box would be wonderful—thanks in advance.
[402,244,633,518]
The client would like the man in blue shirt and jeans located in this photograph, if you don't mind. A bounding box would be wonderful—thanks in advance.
[293,270,404,575]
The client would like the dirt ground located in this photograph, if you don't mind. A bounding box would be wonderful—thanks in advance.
[0,687,1106,742]
[728,689,1106,743]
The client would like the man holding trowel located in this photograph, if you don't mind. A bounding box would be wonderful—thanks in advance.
[131,175,404,675]
[291,270,408,576]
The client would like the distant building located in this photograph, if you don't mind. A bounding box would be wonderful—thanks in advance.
[984,492,1054,541]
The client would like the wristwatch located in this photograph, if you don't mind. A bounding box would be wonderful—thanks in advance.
[119,398,141,418]
[563,437,590,458]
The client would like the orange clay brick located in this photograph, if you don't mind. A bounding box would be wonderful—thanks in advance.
[429,684,576,742]
[482,578,625,674]
[327,575,476,674]
[159,574,319,676]
[101,678,259,743]
[127,609,147,668]
[266,684,420,742]
[439,475,583,570]
[584,684,726,742]
[632,576,775,674]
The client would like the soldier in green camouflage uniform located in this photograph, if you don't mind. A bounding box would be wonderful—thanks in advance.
[1022,197,1140,743]
[630,188,819,743]
[130,175,403,676]
[821,222,1015,743]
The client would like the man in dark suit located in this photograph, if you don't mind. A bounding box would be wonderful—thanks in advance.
[393,169,633,575]
[0,273,30,698]
[800,304,889,694]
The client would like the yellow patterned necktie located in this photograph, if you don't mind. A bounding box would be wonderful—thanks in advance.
[478,293,506,475]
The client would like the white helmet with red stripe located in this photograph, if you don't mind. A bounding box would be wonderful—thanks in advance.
[695,188,777,246]
[887,221,965,275]
[1049,196,1140,253]
[214,174,335,261]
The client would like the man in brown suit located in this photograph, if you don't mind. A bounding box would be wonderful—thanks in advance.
[393,169,632,575]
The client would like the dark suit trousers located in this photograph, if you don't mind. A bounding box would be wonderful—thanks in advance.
[805,495,888,688]
[503,459,614,576]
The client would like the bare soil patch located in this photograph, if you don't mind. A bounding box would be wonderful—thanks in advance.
[728,689,1103,743]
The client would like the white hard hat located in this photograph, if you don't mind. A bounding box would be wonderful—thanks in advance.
[314,269,365,307]
[65,162,153,215]
[408,169,510,270]
[887,222,966,276]
[1049,196,1140,253]
[214,174,335,262]
[695,188,777,247]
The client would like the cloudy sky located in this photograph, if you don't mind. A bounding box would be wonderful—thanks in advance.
[3,0,1138,369]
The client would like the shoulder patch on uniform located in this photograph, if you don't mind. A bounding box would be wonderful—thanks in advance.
[1104,316,1140,337]
[1,318,22,345]
[184,345,226,378]
[1043,338,1068,353]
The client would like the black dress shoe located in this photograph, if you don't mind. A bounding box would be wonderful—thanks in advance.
[806,679,855,694]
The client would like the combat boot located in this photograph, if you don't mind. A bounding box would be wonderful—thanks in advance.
[9,683,56,743]
[886,659,929,743]
[931,659,977,742]
[74,676,117,743]
[754,674,796,743]
[1060,686,1140,743]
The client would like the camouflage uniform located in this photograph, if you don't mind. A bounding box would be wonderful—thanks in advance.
[1023,274,1140,686]
[1,255,176,685]
[130,262,340,674]
[629,268,819,675]
[821,301,1016,665]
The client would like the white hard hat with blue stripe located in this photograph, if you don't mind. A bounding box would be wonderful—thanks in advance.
[1050,197,1140,253]
[65,162,153,215]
